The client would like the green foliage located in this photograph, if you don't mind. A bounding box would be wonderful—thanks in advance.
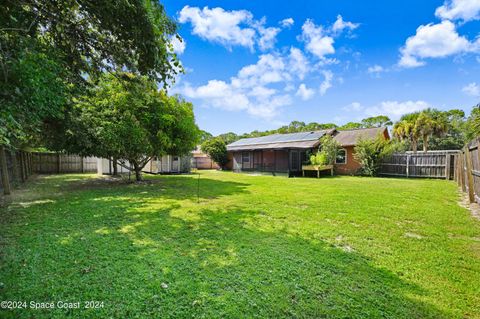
[64,72,199,180]
[1,0,179,84]
[310,135,340,165]
[199,130,213,143]
[361,115,392,128]
[0,45,70,146]
[319,135,341,165]
[0,0,179,149]
[354,136,395,176]
[201,137,229,169]
[394,109,450,152]
[218,132,240,144]
[310,152,328,166]
[338,122,363,130]
[466,104,480,140]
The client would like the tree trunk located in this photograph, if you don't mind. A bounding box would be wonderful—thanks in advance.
[113,157,118,176]
[132,162,142,181]
[412,139,418,154]
[423,135,429,153]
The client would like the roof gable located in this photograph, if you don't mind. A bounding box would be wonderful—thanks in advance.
[333,127,389,146]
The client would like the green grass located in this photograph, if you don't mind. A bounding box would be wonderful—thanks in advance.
[1,171,479,318]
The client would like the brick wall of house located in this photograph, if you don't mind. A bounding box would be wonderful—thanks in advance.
[334,146,361,175]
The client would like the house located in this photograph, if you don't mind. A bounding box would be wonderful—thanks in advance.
[97,155,191,175]
[225,127,389,176]
[191,146,220,170]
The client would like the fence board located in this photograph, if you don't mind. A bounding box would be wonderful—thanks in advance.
[379,151,459,179]
[32,152,98,174]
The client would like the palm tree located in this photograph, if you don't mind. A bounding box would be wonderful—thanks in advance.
[414,110,448,153]
[393,118,419,153]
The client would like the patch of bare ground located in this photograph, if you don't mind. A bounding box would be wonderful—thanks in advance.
[458,189,480,221]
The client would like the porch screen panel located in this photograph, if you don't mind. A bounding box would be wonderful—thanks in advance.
[262,151,275,171]
[275,150,289,172]
[233,152,242,171]
[254,151,262,170]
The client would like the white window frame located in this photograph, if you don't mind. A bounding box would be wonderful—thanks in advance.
[335,148,347,165]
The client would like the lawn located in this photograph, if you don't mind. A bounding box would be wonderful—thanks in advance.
[1,171,479,318]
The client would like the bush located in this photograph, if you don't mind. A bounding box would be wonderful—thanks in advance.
[354,136,397,176]
[201,137,228,169]
[310,152,328,166]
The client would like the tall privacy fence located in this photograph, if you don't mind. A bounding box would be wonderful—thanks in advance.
[379,150,460,180]
[455,138,480,204]
[0,151,98,195]
[32,152,97,174]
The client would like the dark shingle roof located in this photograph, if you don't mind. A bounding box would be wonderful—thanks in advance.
[333,127,388,146]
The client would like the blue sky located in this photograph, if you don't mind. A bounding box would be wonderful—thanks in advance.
[162,0,480,135]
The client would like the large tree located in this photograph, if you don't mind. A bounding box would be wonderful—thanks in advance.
[361,115,392,128]
[1,0,181,149]
[66,72,198,181]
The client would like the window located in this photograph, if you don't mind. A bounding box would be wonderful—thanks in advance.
[173,156,179,161]
[242,153,250,163]
[336,149,346,164]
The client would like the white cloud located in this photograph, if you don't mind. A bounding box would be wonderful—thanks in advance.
[296,84,315,100]
[343,102,363,111]
[257,26,281,51]
[280,18,294,27]
[288,47,310,80]
[300,19,335,59]
[365,100,431,120]
[178,6,256,50]
[170,36,186,54]
[462,82,480,96]
[367,65,384,74]
[435,0,480,22]
[398,20,475,68]
[332,15,359,34]
[179,53,293,119]
[300,16,359,60]
[319,70,333,96]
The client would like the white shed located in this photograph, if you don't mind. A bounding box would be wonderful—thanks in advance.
[97,155,191,175]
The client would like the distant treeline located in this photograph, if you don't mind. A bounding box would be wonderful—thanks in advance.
[201,106,480,151]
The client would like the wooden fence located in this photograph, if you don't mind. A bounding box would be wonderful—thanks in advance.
[455,138,480,204]
[0,150,98,196]
[379,150,459,179]
[32,152,97,174]
[0,148,34,195]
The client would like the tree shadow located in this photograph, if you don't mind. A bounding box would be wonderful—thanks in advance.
[1,183,450,318]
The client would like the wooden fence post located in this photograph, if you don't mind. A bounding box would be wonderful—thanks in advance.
[12,150,19,183]
[26,152,30,176]
[465,147,475,203]
[461,151,467,192]
[406,154,410,178]
[445,154,450,180]
[57,153,61,174]
[80,156,84,173]
[0,146,11,195]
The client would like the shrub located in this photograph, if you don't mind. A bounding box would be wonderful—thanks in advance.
[201,137,229,169]
[310,152,328,166]
[309,135,340,166]
[354,135,397,176]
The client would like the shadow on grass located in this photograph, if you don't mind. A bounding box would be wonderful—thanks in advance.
[0,176,448,319]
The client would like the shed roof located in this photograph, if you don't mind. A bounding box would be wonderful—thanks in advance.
[333,127,388,146]
[227,129,334,151]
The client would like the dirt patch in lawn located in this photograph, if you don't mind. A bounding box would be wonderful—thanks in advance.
[458,190,480,221]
